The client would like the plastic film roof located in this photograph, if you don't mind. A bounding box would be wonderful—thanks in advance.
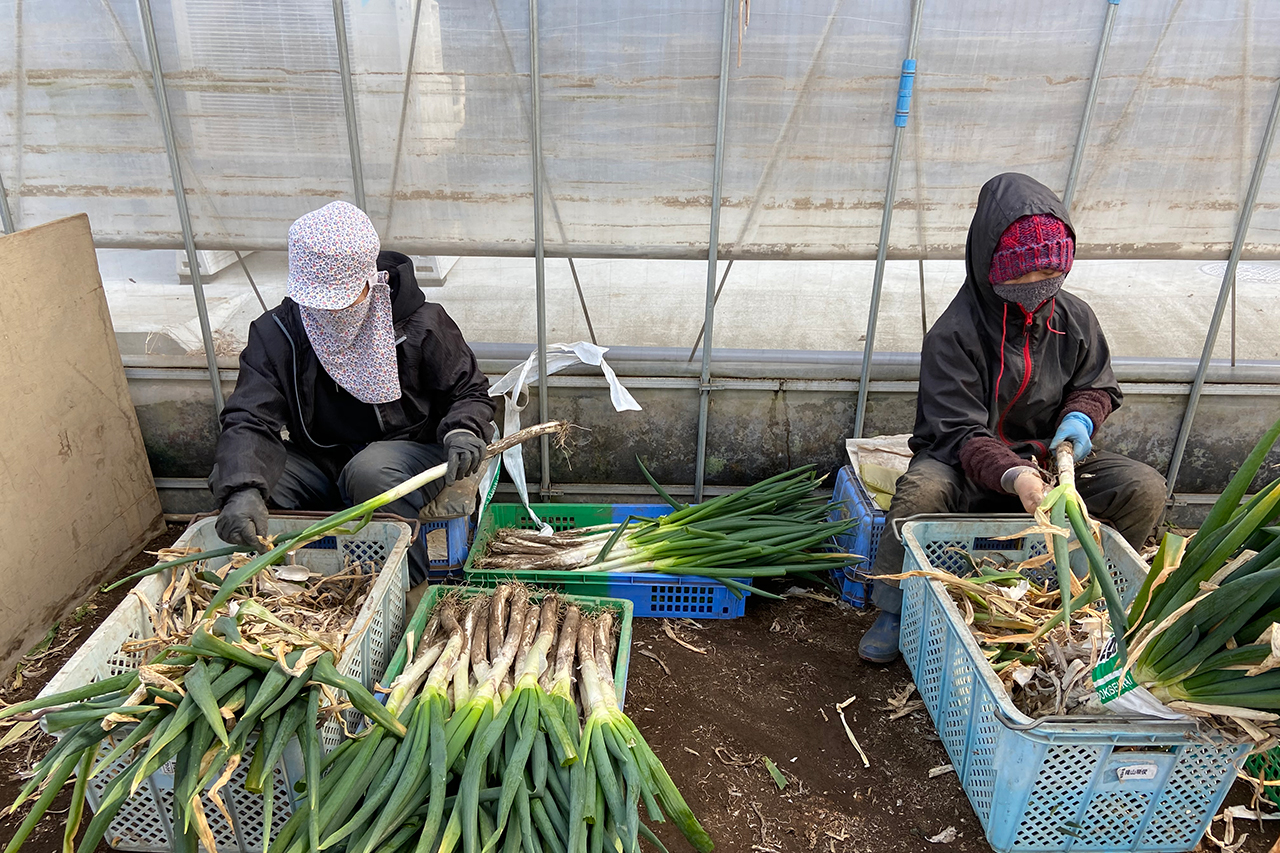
[2,0,1280,259]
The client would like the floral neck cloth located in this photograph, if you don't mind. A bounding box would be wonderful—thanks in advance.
[298,270,401,404]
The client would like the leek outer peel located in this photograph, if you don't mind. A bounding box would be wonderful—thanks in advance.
[1050,443,1076,635]
[1126,533,1186,633]
[1065,499,1128,665]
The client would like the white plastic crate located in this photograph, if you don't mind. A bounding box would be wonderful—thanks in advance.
[899,518,1247,853]
[39,516,411,853]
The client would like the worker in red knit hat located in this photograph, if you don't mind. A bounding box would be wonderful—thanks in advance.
[858,172,1167,664]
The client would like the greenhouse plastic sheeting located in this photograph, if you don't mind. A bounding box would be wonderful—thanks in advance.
[536,2,723,256]
[364,0,535,253]
[0,0,182,244]
[2,0,1280,259]
[152,0,356,247]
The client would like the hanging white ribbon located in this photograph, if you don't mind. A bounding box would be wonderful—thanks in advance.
[488,342,642,533]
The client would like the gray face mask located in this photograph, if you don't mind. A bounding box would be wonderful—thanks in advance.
[992,273,1065,312]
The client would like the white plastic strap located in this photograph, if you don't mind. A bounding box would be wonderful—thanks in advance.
[489,342,642,533]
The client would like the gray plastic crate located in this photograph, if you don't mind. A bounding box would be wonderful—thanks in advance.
[39,515,411,853]
[899,517,1247,853]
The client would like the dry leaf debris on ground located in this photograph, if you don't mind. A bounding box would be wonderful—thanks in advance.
[0,530,384,853]
[5,529,1280,853]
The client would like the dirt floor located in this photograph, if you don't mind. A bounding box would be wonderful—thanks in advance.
[1,524,1278,853]
[627,591,1280,853]
[0,523,184,853]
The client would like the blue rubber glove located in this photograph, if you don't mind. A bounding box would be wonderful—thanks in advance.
[1050,411,1093,464]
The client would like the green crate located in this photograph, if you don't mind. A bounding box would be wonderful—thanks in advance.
[1245,750,1280,807]
[463,503,751,619]
[383,584,635,709]
[464,503,618,600]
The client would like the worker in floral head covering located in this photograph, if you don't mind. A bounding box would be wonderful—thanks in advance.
[210,201,495,583]
[858,173,1167,664]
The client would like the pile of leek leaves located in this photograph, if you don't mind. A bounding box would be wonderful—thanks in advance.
[906,414,1280,736]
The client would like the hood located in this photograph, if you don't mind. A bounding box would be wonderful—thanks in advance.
[963,172,1075,316]
[378,250,427,323]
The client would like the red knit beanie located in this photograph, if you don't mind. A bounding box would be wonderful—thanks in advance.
[989,214,1074,283]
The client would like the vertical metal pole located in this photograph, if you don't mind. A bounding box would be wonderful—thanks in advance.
[1062,0,1120,212]
[918,259,927,336]
[0,171,14,234]
[687,260,734,361]
[8,0,23,235]
[385,0,425,234]
[333,0,367,210]
[529,0,551,495]
[1231,271,1237,367]
[1164,73,1280,498]
[137,0,225,413]
[566,259,599,346]
[693,0,736,503]
[853,0,924,438]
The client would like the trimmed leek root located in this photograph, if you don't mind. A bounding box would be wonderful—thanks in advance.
[294,584,713,853]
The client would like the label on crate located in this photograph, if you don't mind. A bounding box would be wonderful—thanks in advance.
[1092,635,1189,720]
[1092,635,1139,703]
[1115,763,1160,783]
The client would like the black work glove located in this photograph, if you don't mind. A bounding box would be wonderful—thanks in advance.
[215,488,269,550]
[444,430,487,486]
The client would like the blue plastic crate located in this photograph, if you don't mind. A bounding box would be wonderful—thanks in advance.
[825,465,886,607]
[421,514,472,580]
[464,503,751,619]
[833,566,867,608]
[898,517,1247,853]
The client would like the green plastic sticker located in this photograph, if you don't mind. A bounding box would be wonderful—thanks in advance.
[1091,635,1138,704]
[1091,635,1189,720]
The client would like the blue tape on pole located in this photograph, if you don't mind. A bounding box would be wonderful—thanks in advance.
[895,58,917,128]
[1109,0,1119,5]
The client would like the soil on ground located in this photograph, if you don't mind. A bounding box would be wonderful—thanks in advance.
[0,523,183,853]
[628,590,1280,853]
[1,525,1277,853]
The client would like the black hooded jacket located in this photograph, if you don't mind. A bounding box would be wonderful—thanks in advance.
[210,250,496,504]
[909,173,1121,492]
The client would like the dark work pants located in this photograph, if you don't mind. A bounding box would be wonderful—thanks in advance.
[268,441,448,586]
[868,451,1167,614]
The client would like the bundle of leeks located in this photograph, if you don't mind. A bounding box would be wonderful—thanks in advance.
[1022,413,1280,739]
[1118,415,1280,740]
[271,584,713,853]
[473,464,858,597]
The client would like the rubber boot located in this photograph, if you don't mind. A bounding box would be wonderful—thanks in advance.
[858,610,901,664]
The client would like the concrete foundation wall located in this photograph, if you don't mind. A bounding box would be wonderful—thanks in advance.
[128,367,1280,517]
